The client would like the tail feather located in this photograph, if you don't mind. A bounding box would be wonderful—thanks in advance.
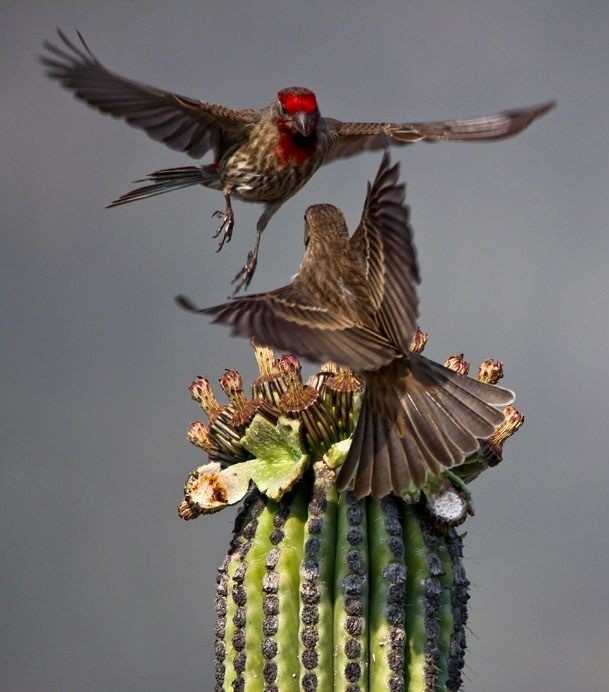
[428,385,498,439]
[398,389,454,472]
[336,354,514,499]
[106,165,217,208]
[413,387,478,456]
[386,423,411,493]
[370,421,391,499]
[353,407,377,498]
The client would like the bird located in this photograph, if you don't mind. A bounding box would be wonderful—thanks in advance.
[41,30,555,293]
[175,154,515,499]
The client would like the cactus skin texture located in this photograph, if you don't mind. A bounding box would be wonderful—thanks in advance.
[179,338,523,691]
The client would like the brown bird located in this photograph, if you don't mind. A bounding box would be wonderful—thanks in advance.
[176,154,514,499]
[41,30,554,292]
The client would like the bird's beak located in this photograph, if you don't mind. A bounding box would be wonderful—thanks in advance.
[294,111,315,136]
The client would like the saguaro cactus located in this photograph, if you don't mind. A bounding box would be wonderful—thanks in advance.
[179,337,523,691]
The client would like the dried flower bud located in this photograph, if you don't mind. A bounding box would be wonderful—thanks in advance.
[209,409,252,461]
[187,420,212,450]
[321,368,363,435]
[486,405,525,465]
[189,376,224,421]
[278,354,302,385]
[320,361,339,373]
[186,420,236,466]
[444,353,470,375]
[279,355,320,414]
[219,369,244,399]
[188,375,249,462]
[307,370,332,392]
[477,358,504,384]
[325,367,362,395]
[278,355,337,455]
[177,499,201,521]
[250,338,276,377]
[250,340,286,407]
[307,361,338,393]
[219,368,278,429]
[455,405,525,483]
[409,327,428,353]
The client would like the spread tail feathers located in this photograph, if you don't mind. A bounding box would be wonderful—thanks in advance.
[107,165,218,208]
[335,353,514,499]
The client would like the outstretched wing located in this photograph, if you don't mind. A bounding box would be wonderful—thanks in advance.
[176,288,400,371]
[324,100,555,163]
[350,153,420,353]
[41,30,260,160]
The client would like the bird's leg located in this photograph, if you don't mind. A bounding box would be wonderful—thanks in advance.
[212,191,235,252]
[230,203,280,294]
[231,227,263,295]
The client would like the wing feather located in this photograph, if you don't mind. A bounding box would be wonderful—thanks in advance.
[41,30,259,160]
[350,153,420,352]
[324,101,555,163]
[176,287,400,371]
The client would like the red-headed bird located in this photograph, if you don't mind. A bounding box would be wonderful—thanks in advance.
[41,30,554,292]
[176,155,514,499]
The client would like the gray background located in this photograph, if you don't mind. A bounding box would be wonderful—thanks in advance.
[2,2,608,690]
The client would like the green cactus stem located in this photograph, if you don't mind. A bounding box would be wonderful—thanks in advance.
[179,338,523,690]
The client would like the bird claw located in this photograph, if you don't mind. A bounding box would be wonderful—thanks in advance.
[231,251,257,295]
[212,209,234,252]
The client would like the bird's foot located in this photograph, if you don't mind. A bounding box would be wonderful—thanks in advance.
[231,251,258,295]
[212,208,235,252]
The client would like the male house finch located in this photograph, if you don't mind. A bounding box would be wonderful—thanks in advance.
[177,155,514,499]
[41,30,554,292]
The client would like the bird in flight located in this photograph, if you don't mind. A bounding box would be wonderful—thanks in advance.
[41,30,554,292]
[176,154,514,499]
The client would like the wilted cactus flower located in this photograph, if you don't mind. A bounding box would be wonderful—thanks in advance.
[178,335,523,691]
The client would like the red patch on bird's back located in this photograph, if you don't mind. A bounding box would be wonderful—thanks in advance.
[278,88,318,115]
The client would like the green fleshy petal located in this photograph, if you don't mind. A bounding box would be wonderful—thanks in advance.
[227,415,310,501]
[223,455,308,502]
[240,415,304,463]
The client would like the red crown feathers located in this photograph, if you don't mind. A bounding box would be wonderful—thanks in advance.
[278,88,318,115]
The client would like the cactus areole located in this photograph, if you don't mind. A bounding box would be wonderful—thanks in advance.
[179,338,523,691]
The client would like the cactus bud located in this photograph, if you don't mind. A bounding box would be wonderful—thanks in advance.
[320,367,363,436]
[409,326,428,353]
[486,405,525,464]
[219,368,278,429]
[189,376,224,421]
[187,420,212,450]
[177,498,201,521]
[307,360,339,393]
[443,354,470,375]
[454,405,525,483]
[278,355,338,456]
[250,338,286,407]
[187,420,235,466]
[477,358,504,384]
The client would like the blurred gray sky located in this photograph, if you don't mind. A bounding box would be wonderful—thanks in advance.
[2,2,608,690]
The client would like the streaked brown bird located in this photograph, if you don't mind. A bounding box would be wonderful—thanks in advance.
[176,154,514,499]
[41,30,554,292]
